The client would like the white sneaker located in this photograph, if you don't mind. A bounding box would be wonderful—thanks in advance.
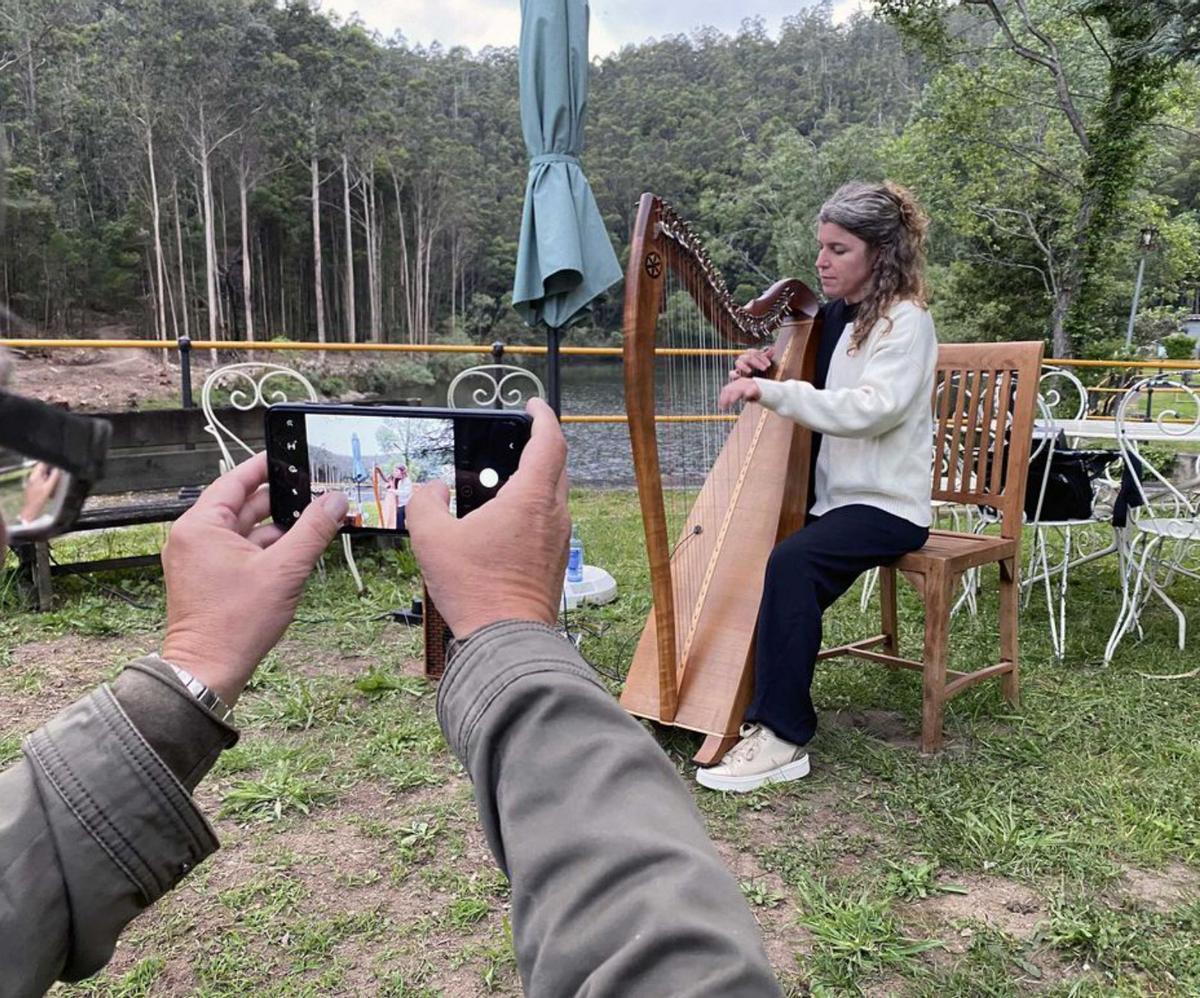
[695,724,810,793]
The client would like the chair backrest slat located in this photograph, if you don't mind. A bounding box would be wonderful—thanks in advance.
[960,367,984,495]
[946,368,969,495]
[974,368,998,494]
[988,368,1015,498]
[931,342,1045,538]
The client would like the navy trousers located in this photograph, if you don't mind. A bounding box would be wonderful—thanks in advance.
[744,503,929,746]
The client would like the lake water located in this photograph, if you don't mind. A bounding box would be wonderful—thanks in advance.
[432,360,737,489]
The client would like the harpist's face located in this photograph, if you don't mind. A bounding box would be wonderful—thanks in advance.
[816,222,876,304]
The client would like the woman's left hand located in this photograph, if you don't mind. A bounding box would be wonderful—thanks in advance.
[718,378,762,411]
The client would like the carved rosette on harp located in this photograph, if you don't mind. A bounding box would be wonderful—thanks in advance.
[620,192,823,766]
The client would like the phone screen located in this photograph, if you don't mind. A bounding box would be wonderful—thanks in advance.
[267,405,530,535]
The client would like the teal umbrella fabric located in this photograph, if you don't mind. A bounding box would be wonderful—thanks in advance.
[512,0,621,330]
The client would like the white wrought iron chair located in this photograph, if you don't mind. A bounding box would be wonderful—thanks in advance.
[1104,376,1200,666]
[201,362,365,594]
[1021,366,1121,658]
[446,363,546,410]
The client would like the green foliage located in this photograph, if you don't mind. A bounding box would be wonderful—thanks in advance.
[880,0,1200,355]
[1163,332,1196,359]
[794,873,943,988]
[220,755,338,822]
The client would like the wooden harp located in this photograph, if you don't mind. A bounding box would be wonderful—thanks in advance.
[620,193,822,765]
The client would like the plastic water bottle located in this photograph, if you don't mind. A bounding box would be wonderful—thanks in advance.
[567,523,585,583]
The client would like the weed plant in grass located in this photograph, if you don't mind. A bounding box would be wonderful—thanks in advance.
[7,489,1198,995]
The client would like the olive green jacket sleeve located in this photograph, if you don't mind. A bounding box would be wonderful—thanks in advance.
[0,657,236,997]
[437,621,783,997]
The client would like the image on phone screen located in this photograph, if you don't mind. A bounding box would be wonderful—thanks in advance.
[305,412,453,532]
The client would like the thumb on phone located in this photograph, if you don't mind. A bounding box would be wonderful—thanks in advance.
[267,490,347,574]
[407,480,453,542]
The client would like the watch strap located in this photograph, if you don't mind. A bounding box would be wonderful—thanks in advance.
[165,661,235,725]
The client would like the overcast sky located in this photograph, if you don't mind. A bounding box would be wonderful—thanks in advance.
[320,0,867,56]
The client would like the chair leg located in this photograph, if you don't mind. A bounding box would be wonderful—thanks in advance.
[16,543,53,611]
[920,566,951,754]
[341,534,365,594]
[28,542,53,611]
[880,566,899,659]
[859,566,879,613]
[999,556,1020,707]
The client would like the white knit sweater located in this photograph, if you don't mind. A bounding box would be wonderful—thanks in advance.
[753,299,936,528]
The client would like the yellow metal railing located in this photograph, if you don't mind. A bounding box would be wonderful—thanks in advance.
[0,338,744,358]
[5,336,1199,366]
[4,337,1198,426]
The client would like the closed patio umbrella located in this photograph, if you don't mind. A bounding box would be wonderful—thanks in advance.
[512,0,621,414]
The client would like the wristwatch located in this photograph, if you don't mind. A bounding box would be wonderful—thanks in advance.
[166,661,236,725]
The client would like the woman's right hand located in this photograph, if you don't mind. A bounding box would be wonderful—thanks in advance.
[729,345,774,381]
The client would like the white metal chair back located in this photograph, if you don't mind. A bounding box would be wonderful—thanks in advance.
[1114,376,1200,522]
[200,362,364,594]
[446,364,546,409]
[1038,365,1089,423]
[201,363,321,472]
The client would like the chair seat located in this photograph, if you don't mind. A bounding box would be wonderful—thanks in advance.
[894,530,1018,574]
[1133,517,1200,540]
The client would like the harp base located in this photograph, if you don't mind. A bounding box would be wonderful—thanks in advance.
[622,702,743,765]
[693,733,740,766]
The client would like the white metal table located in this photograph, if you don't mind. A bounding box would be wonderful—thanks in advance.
[1043,417,1200,443]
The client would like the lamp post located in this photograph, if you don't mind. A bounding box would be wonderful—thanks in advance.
[1124,225,1159,350]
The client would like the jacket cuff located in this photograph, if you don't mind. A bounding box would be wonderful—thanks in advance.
[436,620,602,766]
[111,655,239,792]
[754,376,790,412]
[23,682,221,976]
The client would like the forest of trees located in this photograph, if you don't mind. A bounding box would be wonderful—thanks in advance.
[1,0,1198,358]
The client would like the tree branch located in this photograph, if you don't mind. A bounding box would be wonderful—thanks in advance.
[1080,14,1115,68]
[965,0,1093,154]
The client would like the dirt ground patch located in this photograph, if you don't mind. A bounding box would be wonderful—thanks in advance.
[712,838,812,976]
[90,775,516,995]
[8,338,182,410]
[903,874,1046,944]
[1118,861,1200,912]
[825,708,922,750]
[0,633,156,734]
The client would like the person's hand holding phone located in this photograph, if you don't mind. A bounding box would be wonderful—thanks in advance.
[161,452,347,706]
[407,398,570,638]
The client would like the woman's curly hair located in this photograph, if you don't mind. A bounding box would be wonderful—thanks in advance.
[817,180,929,354]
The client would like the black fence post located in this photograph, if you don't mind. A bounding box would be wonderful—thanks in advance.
[491,340,505,410]
[546,327,562,417]
[178,336,194,409]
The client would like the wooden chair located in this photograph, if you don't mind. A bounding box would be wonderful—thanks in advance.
[819,341,1045,753]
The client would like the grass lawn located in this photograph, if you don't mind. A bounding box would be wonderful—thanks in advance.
[3,489,1199,996]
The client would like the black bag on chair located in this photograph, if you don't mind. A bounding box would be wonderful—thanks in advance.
[1025,438,1116,522]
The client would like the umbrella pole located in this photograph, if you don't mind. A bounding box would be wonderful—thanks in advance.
[547,326,562,417]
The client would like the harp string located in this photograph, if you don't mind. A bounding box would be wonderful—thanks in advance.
[658,253,746,666]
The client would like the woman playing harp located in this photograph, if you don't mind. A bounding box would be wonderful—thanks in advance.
[698,181,937,793]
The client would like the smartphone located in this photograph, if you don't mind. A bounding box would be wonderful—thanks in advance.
[266,403,532,535]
